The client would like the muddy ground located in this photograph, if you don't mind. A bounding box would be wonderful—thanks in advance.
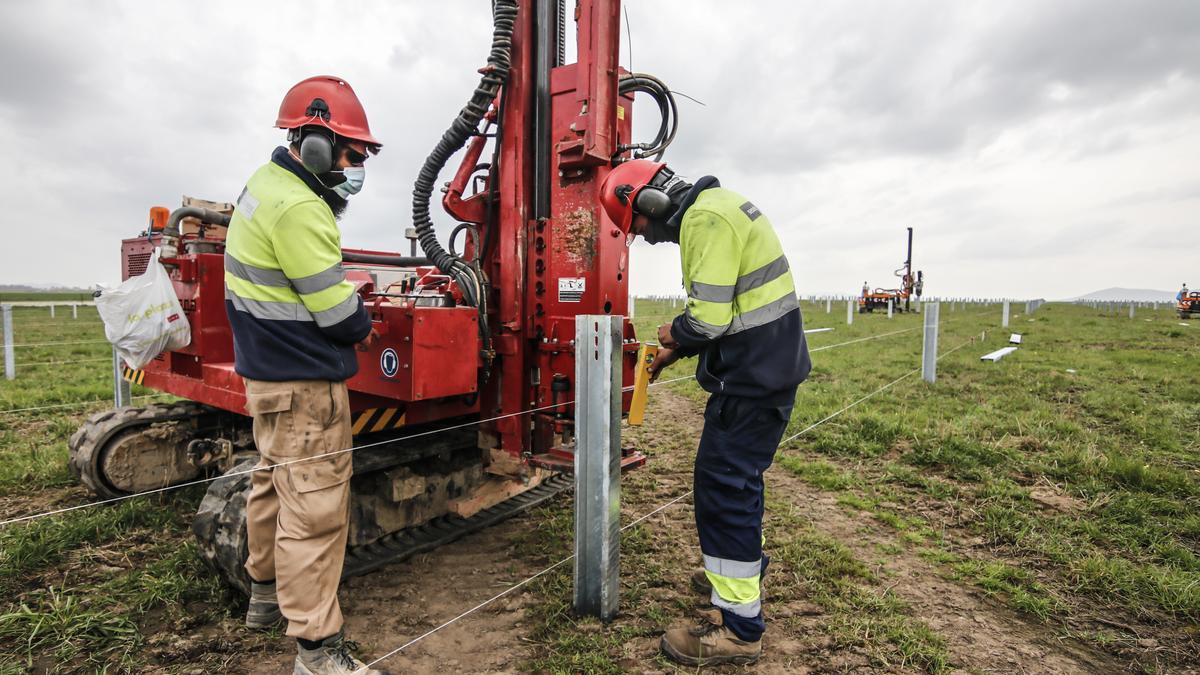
[137,384,1175,674]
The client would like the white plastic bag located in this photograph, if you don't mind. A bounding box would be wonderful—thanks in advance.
[96,250,191,369]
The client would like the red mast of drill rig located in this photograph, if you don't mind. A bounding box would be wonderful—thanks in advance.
[434,0,674,476]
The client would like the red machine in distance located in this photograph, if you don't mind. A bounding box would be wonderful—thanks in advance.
[71,0,675,592]
[859,227,924,313]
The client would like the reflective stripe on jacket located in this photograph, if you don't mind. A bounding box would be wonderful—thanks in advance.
[225,147,371,382]
[670,179,811,402]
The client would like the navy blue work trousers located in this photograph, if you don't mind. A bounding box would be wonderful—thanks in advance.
[694,390,794,642]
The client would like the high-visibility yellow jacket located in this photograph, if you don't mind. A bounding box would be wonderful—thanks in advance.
[669,177,811,402]
[224,147,370,382]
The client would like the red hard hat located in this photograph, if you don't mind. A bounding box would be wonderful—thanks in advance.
[275,75,381,147]
[599,159,667,234]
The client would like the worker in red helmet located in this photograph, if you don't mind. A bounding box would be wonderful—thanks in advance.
[601,159,811,666]
[225,76,388,675]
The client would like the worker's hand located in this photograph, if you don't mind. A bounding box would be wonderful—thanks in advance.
[356,326,381,352]
[648,347,681,383]
[657,322,679,348]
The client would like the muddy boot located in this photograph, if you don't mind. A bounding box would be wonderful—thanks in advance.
[660,608,762,666]
[294,632,391,675]
[245,580,282,629]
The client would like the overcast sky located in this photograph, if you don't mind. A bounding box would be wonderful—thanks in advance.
[1,0,1197,299]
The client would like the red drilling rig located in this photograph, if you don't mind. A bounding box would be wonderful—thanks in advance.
[69,0,675,592]
[859,227,924,313]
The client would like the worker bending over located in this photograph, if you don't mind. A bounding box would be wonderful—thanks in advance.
[225,75,388,675]
[601,160,811,666]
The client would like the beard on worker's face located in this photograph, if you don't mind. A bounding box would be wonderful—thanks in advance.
[326,193,348,219]
[317,175,349,219]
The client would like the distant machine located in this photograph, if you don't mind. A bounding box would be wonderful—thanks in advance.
[1178,284,1199,319]
[859,227,924,313]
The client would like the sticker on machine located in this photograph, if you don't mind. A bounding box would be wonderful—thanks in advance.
[380,348,400,377]
[558,277,585,302]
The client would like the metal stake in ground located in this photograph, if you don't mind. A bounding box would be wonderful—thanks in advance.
[2,305,13,381]
[847,299,854,325]
[112,347,131,407]
[1002,300,1010,328]
[922,302,940,383]
[573,315,622,621]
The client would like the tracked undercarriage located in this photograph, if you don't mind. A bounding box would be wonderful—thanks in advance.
[68,402,251,499]
[69,404,569,593]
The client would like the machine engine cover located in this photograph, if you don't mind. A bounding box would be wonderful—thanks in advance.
[353,305,480,402]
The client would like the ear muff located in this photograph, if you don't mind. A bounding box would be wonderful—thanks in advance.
[299,130,335,174]
[633,188,675,220]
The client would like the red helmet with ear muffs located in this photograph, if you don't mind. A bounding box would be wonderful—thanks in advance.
[599,159,671,235]
[276,75,381,147]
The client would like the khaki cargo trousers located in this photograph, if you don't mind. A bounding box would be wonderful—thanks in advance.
[242,378,353,641]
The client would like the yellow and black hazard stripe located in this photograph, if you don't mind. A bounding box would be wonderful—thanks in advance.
[351,407,407,436]
[121,367,146,385]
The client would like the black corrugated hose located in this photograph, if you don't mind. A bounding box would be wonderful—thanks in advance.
[411,0,517,309]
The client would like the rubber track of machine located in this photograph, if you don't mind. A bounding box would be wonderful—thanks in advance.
[192,465,572,597]
[192,457,257,596]
[67,401,207,500]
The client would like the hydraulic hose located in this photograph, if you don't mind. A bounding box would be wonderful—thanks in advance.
[617,73,678,161]
[411,0,517,308]
[340,252,431,267]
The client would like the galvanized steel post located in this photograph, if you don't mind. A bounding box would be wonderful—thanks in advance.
[847,300,854,325]
[2,305,13,381]
[112,347,131,408]
[72,304,78,319]
[887,298,893,318]
[826,298,831,314]
[1002,301,1010,328]
[922,302,940,383]
[573,315,622,621]
[1128,304,1134,319]
[49,305,55,319]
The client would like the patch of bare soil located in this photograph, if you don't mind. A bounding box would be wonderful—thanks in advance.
[810,454,1200,671]
[0,485,90,522]
[771,475,1120,674]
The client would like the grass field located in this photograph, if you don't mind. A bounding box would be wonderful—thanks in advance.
[0,298,1196,672]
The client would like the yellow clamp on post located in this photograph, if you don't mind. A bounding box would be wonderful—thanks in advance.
[628,343,659,426]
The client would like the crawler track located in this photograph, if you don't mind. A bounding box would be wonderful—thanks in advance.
[67,402,212,499]
[193,458,571,595]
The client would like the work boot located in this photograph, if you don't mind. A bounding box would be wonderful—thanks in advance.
[660,608,762,666]
[294,632,391,675]
[245,580,282,629]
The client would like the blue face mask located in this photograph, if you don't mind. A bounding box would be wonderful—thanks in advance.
[332,166,365,198]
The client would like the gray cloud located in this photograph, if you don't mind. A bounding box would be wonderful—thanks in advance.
[0,0,1197,300]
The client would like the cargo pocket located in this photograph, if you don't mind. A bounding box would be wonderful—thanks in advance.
[245,389,294,457]
[288,452,352,494]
